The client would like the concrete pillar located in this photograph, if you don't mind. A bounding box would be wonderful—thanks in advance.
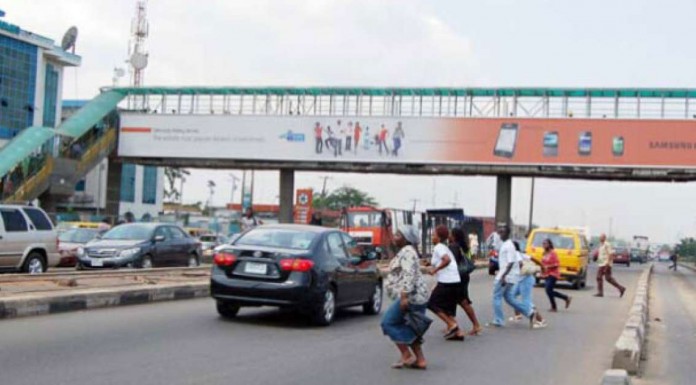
[105,160,122,222]
[278,169,294,224]
[495,175,512,227]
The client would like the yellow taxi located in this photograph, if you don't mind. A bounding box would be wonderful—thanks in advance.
[525,228,590,290]
[56,221,101,233]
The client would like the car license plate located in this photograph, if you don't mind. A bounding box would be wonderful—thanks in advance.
[244,262,267,275]
[91,258,103,267]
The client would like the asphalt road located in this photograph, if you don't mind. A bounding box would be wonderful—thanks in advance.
[0,264,646,385]
[636,262,696,385]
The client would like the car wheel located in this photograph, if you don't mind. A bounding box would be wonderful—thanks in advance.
[363,282,383,315]
[216,301,240,319]
[312,288,336,326]
[22,252,45,274]
[187,254,200,267]
[137,255,153,269]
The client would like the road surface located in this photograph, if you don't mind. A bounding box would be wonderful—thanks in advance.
[636,262,696,385]
[0,264,647,385]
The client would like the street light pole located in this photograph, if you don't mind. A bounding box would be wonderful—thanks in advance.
[527,177,535,232]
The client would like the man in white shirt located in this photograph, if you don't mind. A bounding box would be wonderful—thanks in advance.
[491,225,541,328]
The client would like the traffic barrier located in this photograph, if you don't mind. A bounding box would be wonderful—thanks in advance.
[610,264,653,375]
[0,282,209,320]
[600,369,633,385]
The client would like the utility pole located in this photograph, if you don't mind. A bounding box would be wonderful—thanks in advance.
[410,199,420,212]
[319,176,332,197]
[528,177,535,232]
[228,173,240,206]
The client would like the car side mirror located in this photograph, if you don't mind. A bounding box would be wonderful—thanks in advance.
[363,251,378,261]
[154,235,165,242]
[349,256,362,265]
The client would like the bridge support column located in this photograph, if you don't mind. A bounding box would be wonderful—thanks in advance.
[279,169,295,224]
[105,160,122,222]
[495,175,512,227]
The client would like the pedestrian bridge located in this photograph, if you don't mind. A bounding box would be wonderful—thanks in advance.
[3,86,696,222]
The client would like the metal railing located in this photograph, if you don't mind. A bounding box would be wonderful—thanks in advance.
[75,128,117,177]
[108,86,696,120]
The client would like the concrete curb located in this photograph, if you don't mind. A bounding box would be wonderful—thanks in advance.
[0,282,209,320]
[601,369,633,385]
[610,263,653,376]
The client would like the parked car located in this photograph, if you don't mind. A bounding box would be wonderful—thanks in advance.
[199,234,228,262]
[58,228,101,267]
[76,223,201,269]
[211,224,382,326]
[0,205,59,274]
[56,221,101,234]
[613,247,631,266]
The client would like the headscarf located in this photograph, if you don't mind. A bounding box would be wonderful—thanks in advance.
[398,225,420,246]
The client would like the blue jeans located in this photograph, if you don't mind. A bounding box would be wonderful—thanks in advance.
[513,275,536,313]
[381,300,427,345]
[493,279,533,326]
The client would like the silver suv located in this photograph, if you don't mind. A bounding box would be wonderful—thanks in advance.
[0,205,59,274]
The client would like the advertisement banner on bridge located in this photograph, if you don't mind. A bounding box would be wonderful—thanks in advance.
[118,114,696,169]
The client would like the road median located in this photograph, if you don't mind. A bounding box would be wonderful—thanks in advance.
[610,263,653,376]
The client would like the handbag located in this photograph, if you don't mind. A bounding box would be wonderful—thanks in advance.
[520,258,541,276]
[405,307,433,338]
[458,248,476,275]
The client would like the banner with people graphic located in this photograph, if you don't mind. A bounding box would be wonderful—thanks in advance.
[119,113,696,169]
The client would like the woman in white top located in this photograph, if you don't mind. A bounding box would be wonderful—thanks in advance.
[427,225,465,341]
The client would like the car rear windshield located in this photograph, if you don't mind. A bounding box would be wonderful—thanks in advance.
[531,232,577,250]
[59,228,99,243]
[236,228,318,250]
[102,224,153,240]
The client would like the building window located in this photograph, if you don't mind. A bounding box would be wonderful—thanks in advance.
[120,163,136,203]
[142,166,157,204]
[0,34,38,139]
[75,179,85,192]
[42,63,59,127]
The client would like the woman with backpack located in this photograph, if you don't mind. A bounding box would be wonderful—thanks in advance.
[449,228,482,336]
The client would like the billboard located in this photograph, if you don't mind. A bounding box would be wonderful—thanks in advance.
[119,114,696,169]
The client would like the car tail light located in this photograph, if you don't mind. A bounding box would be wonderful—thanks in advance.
[214,252,237,266]
[279,258,314,272]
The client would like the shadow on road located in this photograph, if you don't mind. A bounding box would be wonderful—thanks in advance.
[216,306,375,329]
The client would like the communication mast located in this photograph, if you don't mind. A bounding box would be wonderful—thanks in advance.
[127,0,149,87]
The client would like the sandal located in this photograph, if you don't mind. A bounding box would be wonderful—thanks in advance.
[446,334,465,341]
[392,358,416,369]
[444,326,460,339]
[467,327,483,336]
[407,362,428,370]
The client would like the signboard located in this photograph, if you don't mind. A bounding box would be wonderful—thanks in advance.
[119,114,696,169]
[293,188,313,224]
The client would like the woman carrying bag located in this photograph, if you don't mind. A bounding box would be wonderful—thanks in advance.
[381,225,430,370]
[449,228,482,336]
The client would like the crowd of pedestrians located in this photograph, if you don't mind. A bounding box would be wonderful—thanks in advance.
[381,223,628,371]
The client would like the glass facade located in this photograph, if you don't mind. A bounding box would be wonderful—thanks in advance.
[42,63,58,127]
[0,34,37,139]
[120,163,136,203]
[142,166,157,204]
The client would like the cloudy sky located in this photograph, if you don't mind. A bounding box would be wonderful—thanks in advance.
[5,0,696,243]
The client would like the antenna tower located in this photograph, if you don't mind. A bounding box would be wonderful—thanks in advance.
[128,0,149,87]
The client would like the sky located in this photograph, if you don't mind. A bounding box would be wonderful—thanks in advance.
[5,0,696,243]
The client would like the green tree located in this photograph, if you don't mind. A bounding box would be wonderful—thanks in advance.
[676,237,696,259]
[313,186,378,211]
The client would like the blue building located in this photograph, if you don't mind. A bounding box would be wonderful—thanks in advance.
[0,12,81,147]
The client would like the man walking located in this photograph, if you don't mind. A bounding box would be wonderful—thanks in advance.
[595,234,626,298]
[669,251,678,271]
[491,224,546,328]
